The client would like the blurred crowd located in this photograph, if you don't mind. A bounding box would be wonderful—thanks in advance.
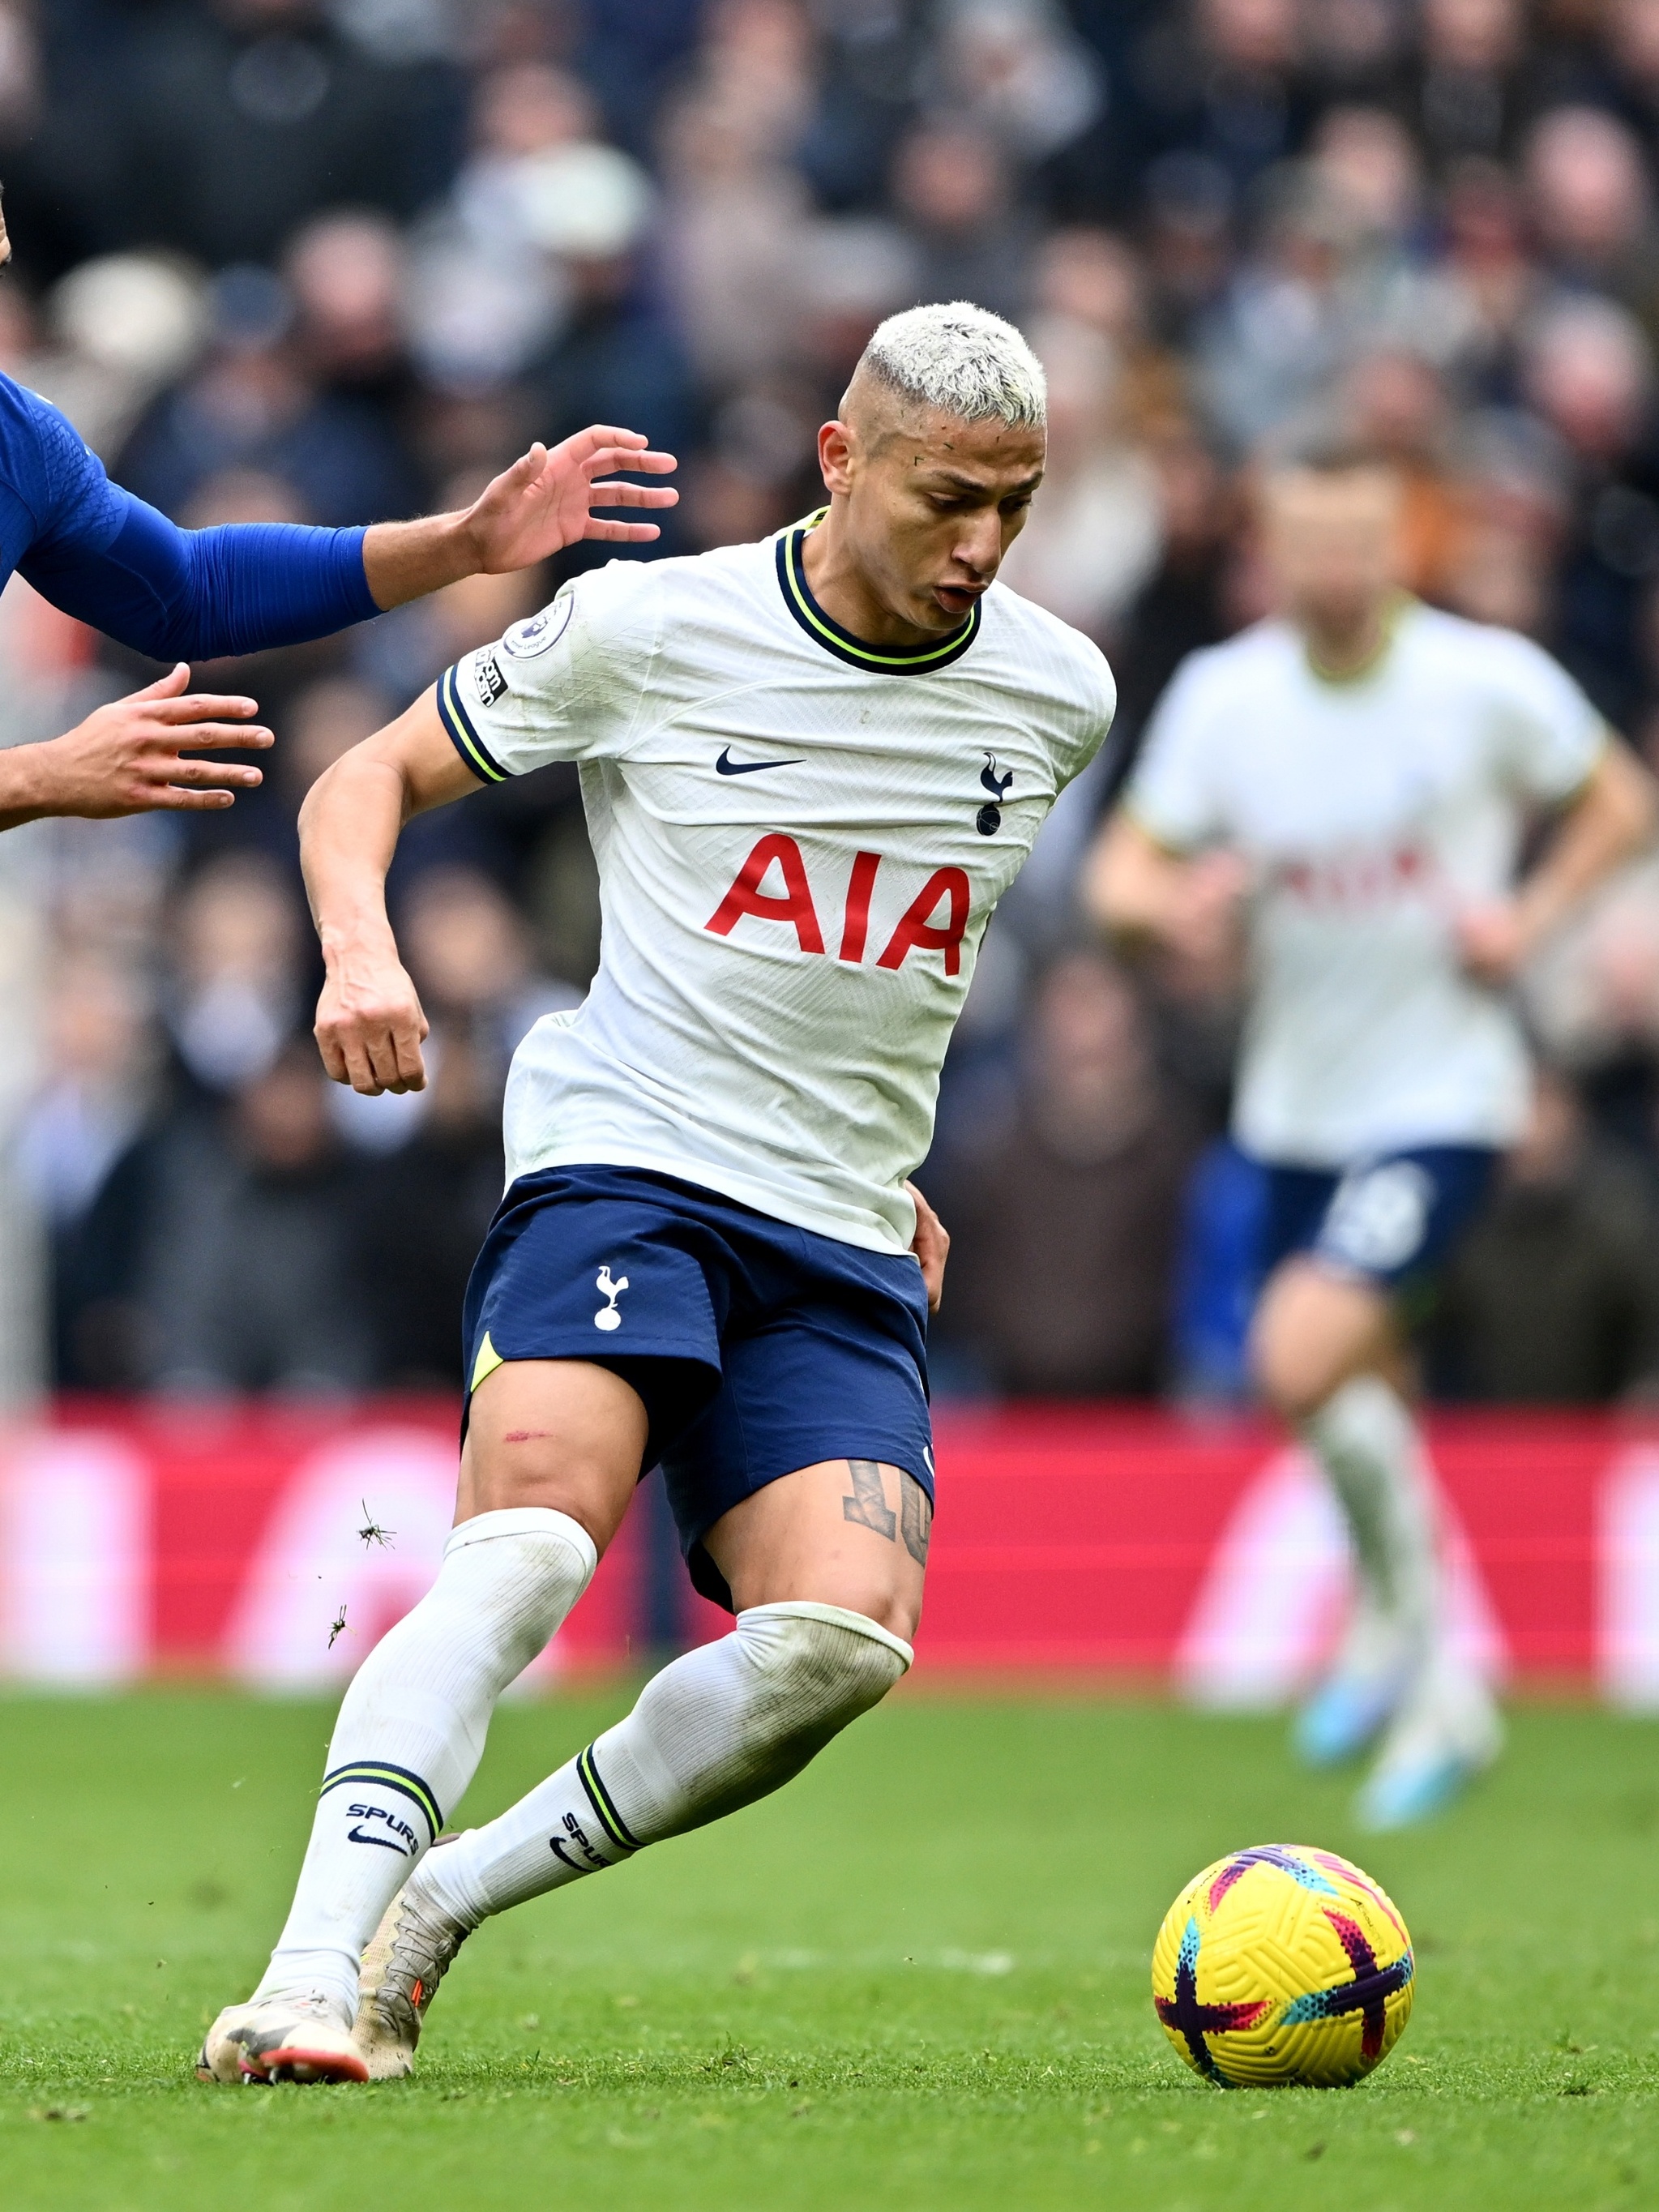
[13,0,1659,1405]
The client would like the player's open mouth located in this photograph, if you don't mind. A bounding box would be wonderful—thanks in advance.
[934,584,986,617]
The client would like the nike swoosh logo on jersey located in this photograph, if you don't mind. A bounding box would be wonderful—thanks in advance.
[716,747,802,775]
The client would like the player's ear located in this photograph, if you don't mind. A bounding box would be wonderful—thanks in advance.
[818,417,856,497]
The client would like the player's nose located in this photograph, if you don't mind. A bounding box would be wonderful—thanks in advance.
[952,516,1002,580]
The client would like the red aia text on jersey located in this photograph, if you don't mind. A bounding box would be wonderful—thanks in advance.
[705,833,972,973]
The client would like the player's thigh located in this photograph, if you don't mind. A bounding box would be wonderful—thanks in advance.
[458,1357,648,1548]
[702,1458,930,1643]
[1250,1257,1400,1420]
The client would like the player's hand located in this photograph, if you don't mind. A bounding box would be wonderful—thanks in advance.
[1164,849,1250,966]
[4,663,270,820]
[906,1179,950,1314]
[314,940,430,1095]
[462,426,679,571]
[1456,900,1530,986]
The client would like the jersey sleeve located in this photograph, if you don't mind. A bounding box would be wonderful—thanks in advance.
[1122,651,1229,851]
[11,383,376,657]
[1483,629,1608,802]
[435,560,661,784]
[1056,645,1118,792]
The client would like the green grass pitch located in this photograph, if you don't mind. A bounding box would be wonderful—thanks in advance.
[2,1685,1658,2210]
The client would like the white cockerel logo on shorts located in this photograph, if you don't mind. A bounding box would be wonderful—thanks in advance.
[594,1266,629,1332]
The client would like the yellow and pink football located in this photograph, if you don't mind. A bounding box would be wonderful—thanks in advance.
[1151,1844,1413,2088]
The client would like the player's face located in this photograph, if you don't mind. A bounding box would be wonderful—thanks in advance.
[1263,467,1405,635]
[834,409,1046,635]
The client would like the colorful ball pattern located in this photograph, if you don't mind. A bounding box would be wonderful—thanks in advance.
[1151,1844,1414,2089]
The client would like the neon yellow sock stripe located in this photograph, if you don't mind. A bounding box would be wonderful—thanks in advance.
[319,1761,443,1842]
[577,1745,642,1854]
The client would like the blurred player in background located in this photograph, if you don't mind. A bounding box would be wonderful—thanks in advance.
[0,170,677,828]
[1089,439,1657,1828]
[197,302,1117,2086]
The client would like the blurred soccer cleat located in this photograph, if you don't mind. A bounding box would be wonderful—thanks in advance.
[196,1993,367,2086]
[1292,1601,1410,1767]
[353,1850,472,2080]
[1293,1669,1403,1768]
[1356,1669,1503,1831]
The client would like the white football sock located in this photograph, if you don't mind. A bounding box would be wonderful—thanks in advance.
[254,1506,596,2020]
[1302,1376,1440,1676]
[417,1601,912,1927]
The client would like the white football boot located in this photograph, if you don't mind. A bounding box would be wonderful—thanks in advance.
[352,1843,472,2080]
[1357,1658,1504,1830]
[197,1992,367,2086]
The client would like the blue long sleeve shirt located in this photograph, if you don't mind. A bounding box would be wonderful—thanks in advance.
[0,372,380,659]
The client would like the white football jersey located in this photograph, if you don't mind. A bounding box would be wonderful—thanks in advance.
[438,520,1115,1252]
[1127,601,1606,1166]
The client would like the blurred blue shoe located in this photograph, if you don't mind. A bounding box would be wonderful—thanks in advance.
[1357,1749,1478,1830]
[1292,1671,1400,1768]
[1355,1673,1503,1831]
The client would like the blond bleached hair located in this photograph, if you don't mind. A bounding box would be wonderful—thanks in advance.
[856,301,1047,430]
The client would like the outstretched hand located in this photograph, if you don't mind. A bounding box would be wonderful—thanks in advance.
[464,426,679,572]
[906,1179,950,1314]
[0,662,270,831]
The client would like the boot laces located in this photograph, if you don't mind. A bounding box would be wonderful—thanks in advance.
[378,1894,469,2030]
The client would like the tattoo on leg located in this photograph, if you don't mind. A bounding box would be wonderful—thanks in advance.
[841,1458,896,1540]
[900,1474,932,1568]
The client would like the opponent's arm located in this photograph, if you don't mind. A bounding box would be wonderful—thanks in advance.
[298,689,480,1094]
[21,419,677,663]
[1084,811,1249,966]
[1459,740,1659,985]
[0,663,270,832]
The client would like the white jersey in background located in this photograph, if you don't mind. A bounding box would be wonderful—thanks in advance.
[1126,599,1606,1166]
[437,520,1115,1252]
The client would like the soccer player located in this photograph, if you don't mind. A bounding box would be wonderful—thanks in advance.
[0,203,676,828]
[196,302,1114,2086]
[1089,439,1657,1827]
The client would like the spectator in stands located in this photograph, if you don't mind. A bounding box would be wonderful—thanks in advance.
[105,0,461,270]
[163,853,307,1101]
[997,315,1165,644]
[1429,1065,1659,1400]
[932,950,1205,1397]
[116,263,419,531]
[142,1039,373,1396]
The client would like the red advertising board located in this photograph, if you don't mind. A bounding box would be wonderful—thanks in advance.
[2,1401,1655,1700]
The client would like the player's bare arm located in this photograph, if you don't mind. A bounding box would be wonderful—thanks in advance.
[1085,811,1249,966]
[359,426,678,610]
[0,662,271,832]
[300,689,475,1093]
[1456,738,1659,985]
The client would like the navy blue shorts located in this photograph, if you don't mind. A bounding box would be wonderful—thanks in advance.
[1256,1145,1499,1302]
[460,1166,934,1611]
